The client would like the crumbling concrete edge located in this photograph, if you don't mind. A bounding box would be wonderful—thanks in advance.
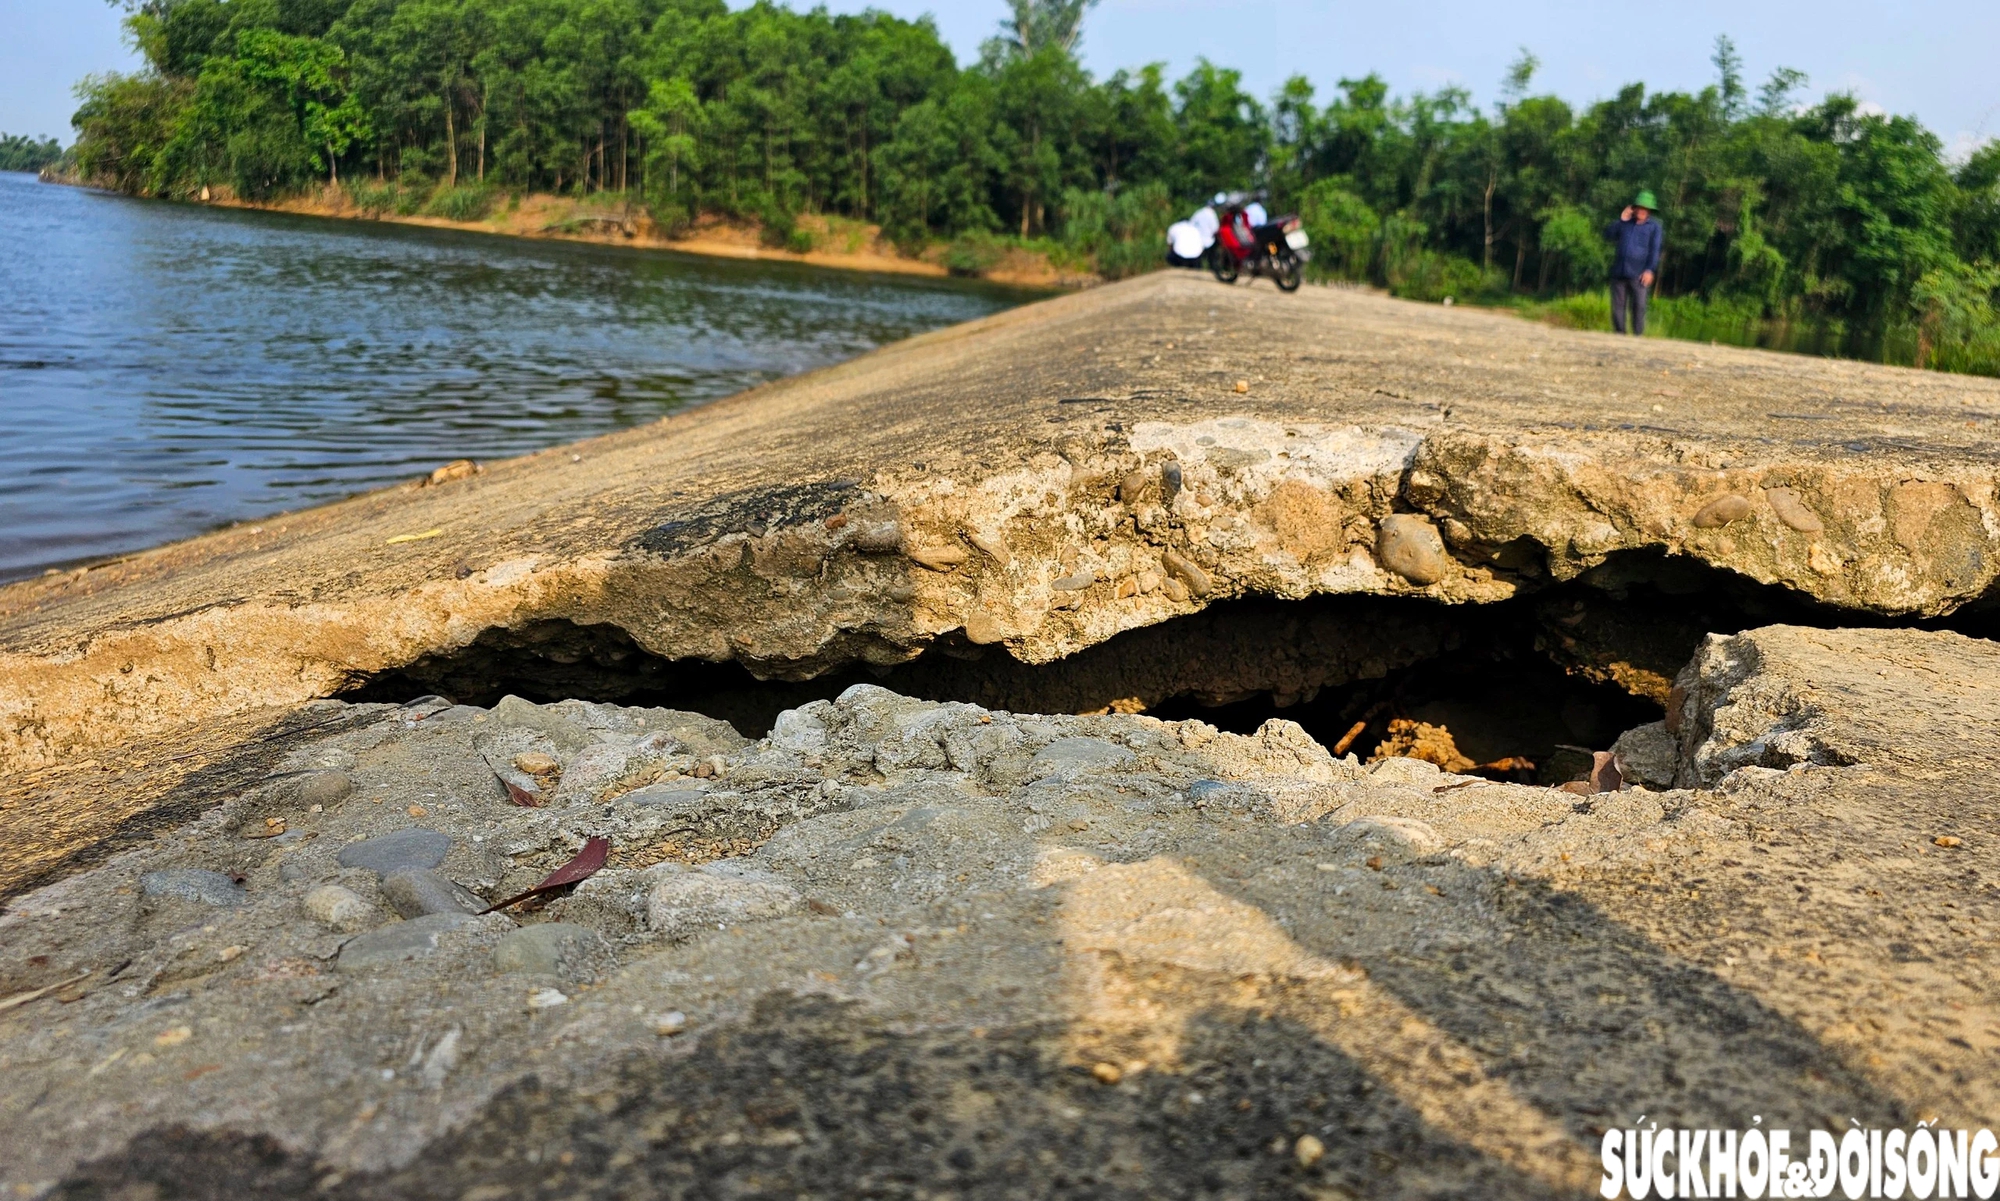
[3,417,1996,770]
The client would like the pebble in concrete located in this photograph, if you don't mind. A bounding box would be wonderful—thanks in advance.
[647,866,803,942]
[852,521,903,553]
[381,869,486,919]
[336,828,452,877]
[1159,461,1183,505]
[291,771,354,807]
[962,529,1009,565]
[1611,721,1679,789]
[1336,815,1445,856]
[493,922,607,979]
[303,884,379,932]
[1031,737,1136,775]
[1160,549,1211,597]
[1765,486,1825,533]
[1691,494,1753,529]
[1185,779,1232,805]
[623,786,708,810]
[337,913,476,970]
[1375,515,1448,585]
[907,545,968,572]
[963,611,1005,645]
[1118,470,1150,505]
[490,694,591,753]
[139,869,246,907]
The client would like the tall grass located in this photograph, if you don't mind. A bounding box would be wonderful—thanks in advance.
[1515,289,2000,377]
[344,179,404,217]
[1059,182,1176,280]
[424,183,498,222]
[344,179,498,221]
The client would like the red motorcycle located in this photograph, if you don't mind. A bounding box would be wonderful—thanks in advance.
[1208,194,1308,292]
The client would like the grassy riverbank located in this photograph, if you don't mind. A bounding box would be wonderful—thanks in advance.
[1511,289,2000,376]
[186,181,1096,288]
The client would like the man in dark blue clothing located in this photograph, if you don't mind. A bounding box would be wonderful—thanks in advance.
[1604,190,1662,335]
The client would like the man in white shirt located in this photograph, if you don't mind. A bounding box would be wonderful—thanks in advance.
[1191,203,1220,243]
[1166,219,1207,267]
[1166,203,1221,268]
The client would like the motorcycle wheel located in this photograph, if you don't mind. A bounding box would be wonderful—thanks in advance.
[1209,250,1239,284]
[1274,254,1303,293]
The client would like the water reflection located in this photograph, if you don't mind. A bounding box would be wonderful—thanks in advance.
[0,171,1025,581]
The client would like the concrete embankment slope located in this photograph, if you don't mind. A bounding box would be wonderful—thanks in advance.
[6,272,1999,778]
[5,273,2000,1196]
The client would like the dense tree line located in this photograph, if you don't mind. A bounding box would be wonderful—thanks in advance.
[68,0,2000,371]
[0,134,65,173]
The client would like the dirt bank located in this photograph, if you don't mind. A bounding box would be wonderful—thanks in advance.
[205,186,1095,289]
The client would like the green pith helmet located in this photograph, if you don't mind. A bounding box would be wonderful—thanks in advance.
[1633,190,1659,211]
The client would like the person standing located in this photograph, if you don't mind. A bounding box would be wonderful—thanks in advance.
[1166,201,1219,268]
[1604,191,1662,335]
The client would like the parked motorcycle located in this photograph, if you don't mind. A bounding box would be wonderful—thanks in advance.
[1208,195,1309,292]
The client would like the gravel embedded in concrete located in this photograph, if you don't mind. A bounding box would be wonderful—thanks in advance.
[4,631,1997,1196]
[335,827,452,876]
[137,868,245,907]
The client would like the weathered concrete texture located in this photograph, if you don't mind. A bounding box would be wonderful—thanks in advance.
[5,272,1999,770]
[4,625,1996,1198]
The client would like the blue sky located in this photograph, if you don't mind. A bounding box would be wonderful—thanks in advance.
[6,0,1996,159]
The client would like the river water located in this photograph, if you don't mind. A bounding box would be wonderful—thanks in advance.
[0,171,1025,583]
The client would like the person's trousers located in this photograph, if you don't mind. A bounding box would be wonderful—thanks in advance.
[1611,276,1649,335]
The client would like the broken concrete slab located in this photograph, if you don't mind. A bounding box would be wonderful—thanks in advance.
[4,273,1998,778]
[3,630,1995,1196]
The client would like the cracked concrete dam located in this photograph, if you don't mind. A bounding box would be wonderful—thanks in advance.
[4,272,2000,1198]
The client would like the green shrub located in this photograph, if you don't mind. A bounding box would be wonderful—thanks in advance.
[755,200,797,249]
[1912,262,2000,375]
[1507,289,2000,377]
[392,179,429,216]
[646,200,692,237]
[944,231,1005,276]
[1536,205,1612,291]
[1094,237,1164,280]
[345,179,399,216]
[424,183,497,222]
[1387,250,1497,303]
[1057,181,1174,280]
[786,227,816,254]
[0,134,64,173]
[1297,179,1378,281]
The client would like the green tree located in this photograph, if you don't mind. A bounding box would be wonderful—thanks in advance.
[1296,178,1378,280]
[1174,60,1264,198]
[629,77,701,212]
[997,0,1101,57]
[237,29,368,182]
[0,134,66,173]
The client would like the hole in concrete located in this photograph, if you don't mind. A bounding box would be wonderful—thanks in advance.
[339,550,1989,783]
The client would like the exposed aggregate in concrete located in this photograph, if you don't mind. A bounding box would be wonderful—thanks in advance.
[5,624,1997,1198]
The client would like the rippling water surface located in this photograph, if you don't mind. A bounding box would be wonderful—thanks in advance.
[0,172,1025,582]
